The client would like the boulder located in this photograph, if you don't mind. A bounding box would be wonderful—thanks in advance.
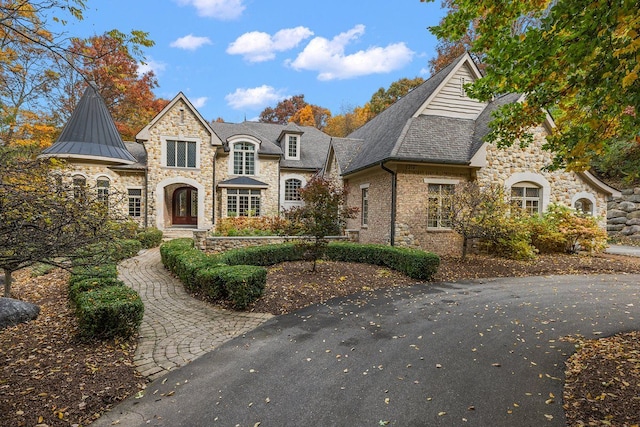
[619,201,637,212]
[609,216,629,225]
[0,298,40,329]
[607,209,627,219]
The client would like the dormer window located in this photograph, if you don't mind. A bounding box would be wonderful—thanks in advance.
[233,142,256,175]
[285,134,300,160]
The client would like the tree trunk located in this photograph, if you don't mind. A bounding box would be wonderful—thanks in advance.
[461,237,468,259]
[3,269,13,298]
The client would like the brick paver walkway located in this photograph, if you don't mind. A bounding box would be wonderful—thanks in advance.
[118,248,273,380]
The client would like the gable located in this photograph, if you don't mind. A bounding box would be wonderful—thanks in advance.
[418,61,487,120]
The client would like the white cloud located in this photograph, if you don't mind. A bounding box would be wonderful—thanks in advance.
[176,0,244,20]
[227,26,313,62]
[170,34,212,51]
[289,24,414,80]
[225,85,287,110]
[191,97,208,109]
[137,58,167,76]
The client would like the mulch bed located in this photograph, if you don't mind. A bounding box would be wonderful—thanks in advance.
[1,251,640,426]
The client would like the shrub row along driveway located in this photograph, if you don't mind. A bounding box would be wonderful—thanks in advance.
[96,273,640,426]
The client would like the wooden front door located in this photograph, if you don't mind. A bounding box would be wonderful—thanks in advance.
[172,187,198,226]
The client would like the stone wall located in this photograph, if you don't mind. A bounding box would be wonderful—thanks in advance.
[607,188,640,240]
[194,232,349,253]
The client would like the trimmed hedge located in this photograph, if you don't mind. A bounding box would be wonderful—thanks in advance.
[324,242,440,280]
[69,263,118,287]
[218,243,305,266]
[136,228,163,249]
[69,277,126,306]
[75,286,144,339]
[194,265,267,309]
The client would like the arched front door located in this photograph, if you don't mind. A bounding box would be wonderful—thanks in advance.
[172,187,198,226]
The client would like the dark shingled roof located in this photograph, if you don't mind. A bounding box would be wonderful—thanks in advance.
[41,83,136,164]
[210,121,331,170]
[109,142,147,171]
[329,138,365,173]
[218,177,269,187]
[343,56,465,174]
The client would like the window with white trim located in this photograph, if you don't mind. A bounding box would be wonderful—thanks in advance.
[427,183,454,228]
[97,177,110,207]
[72,175,86,200]
[128,188,142,217]
[361,187,369,227]
[574,198,594,215]
[166,140,197,168]
[227,189,261,217]
[285,135,299,160]
[511,182,541,215]
[233,142,256,175]
[284,179,302,201]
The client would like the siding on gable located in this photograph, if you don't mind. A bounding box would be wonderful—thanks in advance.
[420,64,486,119]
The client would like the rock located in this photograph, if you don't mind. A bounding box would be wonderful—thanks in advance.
[0,298,40,329]
[609,216,629,225]
[621,225,640,236]
[607,209,628,219]
[619,201,637,212]
[607,224,625,232]
[628,211,640,219]
[628,195,640,203]
[622,189,635,196]
[627,218,640,226]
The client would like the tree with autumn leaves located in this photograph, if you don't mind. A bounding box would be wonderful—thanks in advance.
[423,0,640,172]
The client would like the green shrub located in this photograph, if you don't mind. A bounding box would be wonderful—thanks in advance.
[216,265,267,309]
[137,228,163,248]
[324,242,440,280]
[173,249,212,291]
[75,286,144,339]
[112,239,143,262]
[69,277,125,306]
[193,267,227,300]
[30,263,55,277]
[160,238,195,270]
[219,243,305,266]
[539,204,608,253]
[69,263,118,286]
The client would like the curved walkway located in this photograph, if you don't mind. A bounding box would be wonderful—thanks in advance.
[118,248,272,380]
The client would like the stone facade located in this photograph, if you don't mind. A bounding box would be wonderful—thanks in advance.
[476,125,609,220]
[607,188,640,239]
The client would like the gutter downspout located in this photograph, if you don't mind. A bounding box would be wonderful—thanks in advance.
[380,161,396,246]
[144,168,148,229]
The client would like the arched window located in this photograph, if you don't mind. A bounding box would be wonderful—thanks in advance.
[511,182,541,215]
[97,177,110,208]
[574,198,594,215]
[72,175,86,199]
[233,142,255,175]
[284,178,302,201]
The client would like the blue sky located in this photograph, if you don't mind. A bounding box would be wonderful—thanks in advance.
[62,0,447,123]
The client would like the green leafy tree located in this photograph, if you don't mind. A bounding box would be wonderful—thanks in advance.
[423,0,640,171]
[284,176,358,272]
[0,146,121,297]
[369,77,425,115]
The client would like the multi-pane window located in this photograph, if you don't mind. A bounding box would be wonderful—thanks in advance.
[72,175,86,199]
[287,135,298,159]
[511,183,541,215]
[233,142,255,175]
[361,187,369,226]
[574,198,593,215]
[227,189,261,217]
[166,140,197,168]
[427,184,454,228]
[128,189,142,217]
[284,179,302,201]
[97,178,110,207]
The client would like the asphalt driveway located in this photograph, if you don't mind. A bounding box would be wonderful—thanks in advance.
[95,273,640,426]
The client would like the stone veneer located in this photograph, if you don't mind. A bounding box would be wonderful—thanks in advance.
[142,98,218,231]
[607,188,640,239]
[194,231,348,253]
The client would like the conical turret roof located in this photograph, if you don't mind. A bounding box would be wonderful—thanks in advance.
[41,83,136,164]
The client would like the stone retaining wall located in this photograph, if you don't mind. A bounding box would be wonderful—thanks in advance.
[194,232,349,253]
[607,188,640,240]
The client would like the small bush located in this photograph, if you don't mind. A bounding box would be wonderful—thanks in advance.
[193,267,227,300]
[137,228,163,248]
[324,243,440,280]
[173,249,212,291]
[112,239,143,262]
[160,239,195,271]
[219,243,305,266]
[214,216,291,236]
[541,204,608,253]
[69,277,125,306]
[69,263,118,286]
[216,265,267,309]
[75,286,144,339]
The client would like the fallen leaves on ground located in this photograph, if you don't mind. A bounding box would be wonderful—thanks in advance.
[2,252,640,425]
[0,269,143,427]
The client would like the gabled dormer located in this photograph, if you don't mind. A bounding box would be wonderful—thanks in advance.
[277,124,304,161]
[414,52,487,120]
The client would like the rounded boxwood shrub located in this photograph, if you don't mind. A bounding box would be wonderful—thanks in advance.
[69,277,126,306]
[69,263,118,287]
[75,286,144,339]
[136,228,163,249]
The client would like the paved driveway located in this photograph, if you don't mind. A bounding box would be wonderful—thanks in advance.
[95,273,640,427]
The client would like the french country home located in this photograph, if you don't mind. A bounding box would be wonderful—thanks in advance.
[41,53,619,256]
